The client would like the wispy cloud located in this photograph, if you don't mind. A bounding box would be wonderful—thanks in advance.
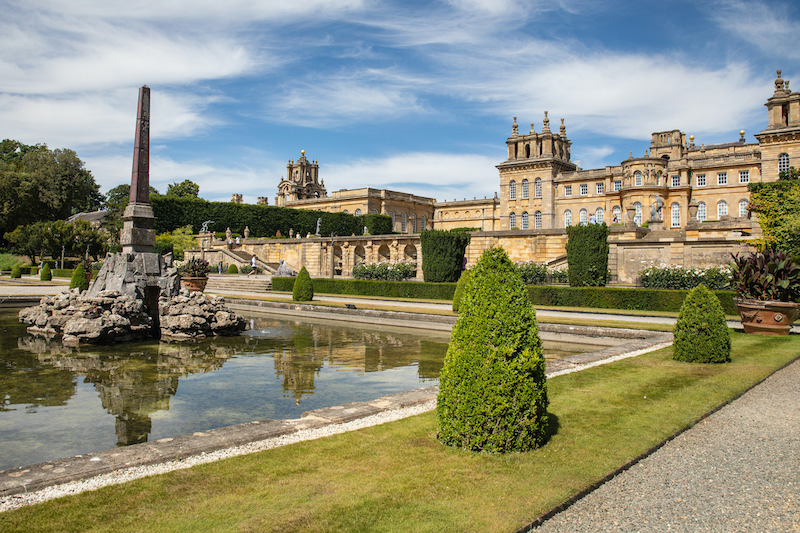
[709,0,800,60]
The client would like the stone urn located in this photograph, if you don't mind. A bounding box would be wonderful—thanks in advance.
[181,277,208,293]
[733,298,800,336]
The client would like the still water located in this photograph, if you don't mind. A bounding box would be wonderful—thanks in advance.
[0,311,451,470]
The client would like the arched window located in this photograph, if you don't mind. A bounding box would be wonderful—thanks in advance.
[401,212,408,232]
[342,209,348,214]
[534,178,542,198]
[521,211,529,229]
[509,212,516,229]
[521,179,529,199]
[579,208,588,225]
[389,211,396,230]
[739,199,749,218]
[670,203,680,228]
[509,180,517,200]
[612,205,621,224]
[564,210,572,227]
[697,202,707,222]
[634,171,643,186]
[411,216,417,233]
[420,215,427,231]
[596,207,604,224]
[779,153,790,174]
[717,200,728,219]
[525,144,531,158]
[634,202,642,226]
[534,211,542,229]
[354,208,362,216]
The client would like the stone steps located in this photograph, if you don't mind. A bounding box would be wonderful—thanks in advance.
[205,276,273,292]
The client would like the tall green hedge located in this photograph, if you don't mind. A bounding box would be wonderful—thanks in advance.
[273,277,457,300]
[420,229,470,282]
[150,196,392,237]
[566,223,609,286]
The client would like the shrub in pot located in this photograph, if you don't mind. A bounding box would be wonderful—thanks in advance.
[180,258,210,292]
[729,248,800,335]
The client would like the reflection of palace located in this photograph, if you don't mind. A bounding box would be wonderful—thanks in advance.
[19,339,238,446]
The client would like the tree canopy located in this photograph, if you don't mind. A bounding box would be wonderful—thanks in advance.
[166,179,200,198]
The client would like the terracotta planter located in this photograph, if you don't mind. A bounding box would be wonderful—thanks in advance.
[181,276,208,292]
[733,297,800,336]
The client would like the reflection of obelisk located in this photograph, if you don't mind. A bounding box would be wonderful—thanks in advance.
[121,85,156,253]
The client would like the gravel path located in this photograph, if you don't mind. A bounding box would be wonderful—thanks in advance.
[533,359,800,533]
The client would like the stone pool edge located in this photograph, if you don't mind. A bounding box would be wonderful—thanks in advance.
[0,303,672,503]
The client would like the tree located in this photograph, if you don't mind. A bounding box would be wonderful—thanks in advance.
[71,220,107,261]
[166,179,200,198]
[748,171,800,258]
[154,225,196,260]
[437,247,549,452]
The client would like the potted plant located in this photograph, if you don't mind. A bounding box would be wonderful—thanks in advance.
[729,248,800,335]
[180,258,210,292]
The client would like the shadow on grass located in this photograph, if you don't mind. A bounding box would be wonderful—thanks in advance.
[541,411,561,447]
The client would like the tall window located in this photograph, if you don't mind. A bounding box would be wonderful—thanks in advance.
[534,211,542,229]
[671,203,680,228]
[696,174,706,186]
[671,175,680,187]
[612,205,621,223]
[717,172,727,185]
[634,202,642,226]
[521,211,529,229]
[717,200,728,218]
[534,178,542,198]
[739,199,749,218]
[580,184,588,195]
[579,208,588,225]
[401,212,407,232]
[509,180,517,200]
[779,153,790,174]
[522,179,529,199]
[596,207,604,224]
[390,211,396,229]
[509,212,516,228]
[739,170,749,184]
[420,216,427,231]
[596,182,604,194]
[634,171,643,186]
[412,216,417,233]
[565,185,572,197]
[697,202,707,222]
[613,180,622,191]
[564,210,572,227]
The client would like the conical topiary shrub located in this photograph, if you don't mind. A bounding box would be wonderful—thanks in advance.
[40,263,52,281]
[452,268,470,312]
[10,265,21,279]
[437,247,549,453]
[673,283,731,363]
[292,266,313,302]
[228,264,238,274]
[69,264,90,292]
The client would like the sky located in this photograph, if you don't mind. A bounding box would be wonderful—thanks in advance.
[2,0,800,206]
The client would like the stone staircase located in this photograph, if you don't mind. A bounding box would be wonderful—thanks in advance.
[204,275,273,293]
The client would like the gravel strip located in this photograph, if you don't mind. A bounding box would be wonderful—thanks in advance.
[0,400,435,513]
[532,358,800,533]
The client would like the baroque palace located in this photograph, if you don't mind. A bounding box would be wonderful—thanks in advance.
[201,70,799,283]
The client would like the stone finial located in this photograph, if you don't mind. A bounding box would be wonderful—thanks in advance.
[542,111,551,134]
[243,226,250,238]
[628,152,634,159]
[775,70,785,93]
[739,130,746,142]
[530,123,535,134]
[512,117,519,135]
[560,118,566,136]
[225,227,232,240]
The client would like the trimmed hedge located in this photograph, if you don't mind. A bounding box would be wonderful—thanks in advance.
[292,266,314,301]
[566,223,609,286]
[227,264,239,274]
[40,263,52,281]
[273,277,457,300]
[420,229,470,282]
[673,284,731,363]
[69,265,89,291]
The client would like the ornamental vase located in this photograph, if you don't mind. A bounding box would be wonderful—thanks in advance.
[733,297,800,336]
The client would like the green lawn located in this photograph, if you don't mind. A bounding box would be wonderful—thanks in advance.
[2,333,798,533]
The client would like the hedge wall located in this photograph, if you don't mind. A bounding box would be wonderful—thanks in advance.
[150,196,392,237]
[272,277,457,300]
[566,223,609,286]
[420,229,470,282]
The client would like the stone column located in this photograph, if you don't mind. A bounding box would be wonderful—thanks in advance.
[121,86,155,254]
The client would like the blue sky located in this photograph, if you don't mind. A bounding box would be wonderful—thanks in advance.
[2,0,799,204]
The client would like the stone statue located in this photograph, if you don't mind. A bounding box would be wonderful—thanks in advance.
[315,218,322,235]
[650,196,664,221]
[200,220,214,234]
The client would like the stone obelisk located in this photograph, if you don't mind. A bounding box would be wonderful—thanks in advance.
[121,85,156,253]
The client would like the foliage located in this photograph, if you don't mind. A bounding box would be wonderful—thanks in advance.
[747,178,800,257]
[0,252,23,271]
[729,248,800,302]
[292,266,314,301]
[420,229,470,282]
[152,241,174,256]
[102,183,161,245]
[779,166,800,180]
[452,269,470,312]
[180,258,210,278]
[352,262,416,281]
[514,263,570,285]
[40,263,52,281]
[4,219,106,264]
[155,225,196,260]
[0,140,103,241]
[272,277,457,300]
[639,264,731,290]
[550,267,569,283]
[527,285,738,315]
[239,265,260,274]
[166,179,200,198]
[227,264,239,274]
[673,284,731,363]
[69,264,89,291]
[10,265,21,279]
[566,223,609,286]
[437,247,549,452]
[149,195,390,238]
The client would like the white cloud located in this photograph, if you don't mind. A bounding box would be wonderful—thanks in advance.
[573,145,615,170]
[709,0,800,60]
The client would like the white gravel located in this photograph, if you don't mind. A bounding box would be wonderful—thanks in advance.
[0,400,436,513]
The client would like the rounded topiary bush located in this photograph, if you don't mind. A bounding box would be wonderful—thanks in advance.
[292,266,314,302]
[452,269,470,312]
[437,247,549,453]
[10,265,21,279]
[228,264,239,274]
[40,263,52,281]
[673,283,731,363]
[69,264,90,292]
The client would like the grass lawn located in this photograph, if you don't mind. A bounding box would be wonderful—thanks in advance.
[2,333,798,532]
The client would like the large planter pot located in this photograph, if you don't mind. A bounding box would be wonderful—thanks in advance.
[733,297,800,336]
[181,276,208,293]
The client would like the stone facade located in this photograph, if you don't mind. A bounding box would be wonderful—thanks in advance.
[276,150,327,206]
